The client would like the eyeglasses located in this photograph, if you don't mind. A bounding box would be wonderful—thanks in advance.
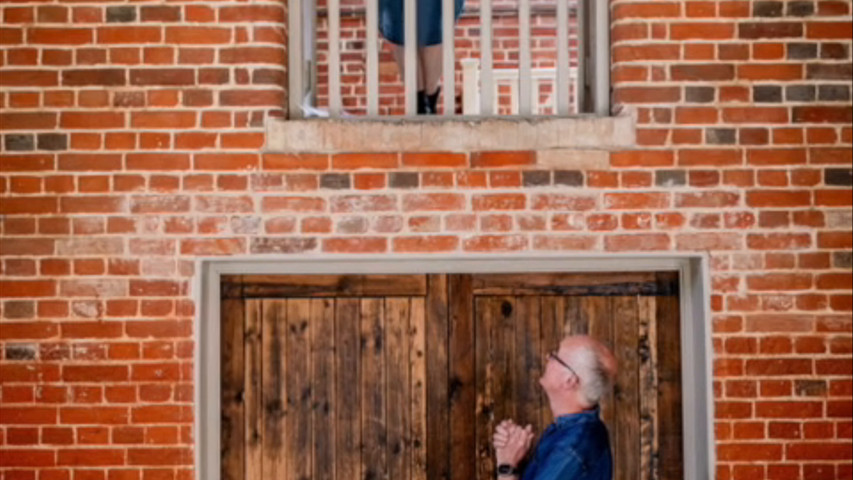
[548,351,580,383]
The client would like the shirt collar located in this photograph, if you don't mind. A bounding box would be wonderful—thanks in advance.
[554,406,600,428]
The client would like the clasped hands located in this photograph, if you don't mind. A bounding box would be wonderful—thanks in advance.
[492,419,535,469]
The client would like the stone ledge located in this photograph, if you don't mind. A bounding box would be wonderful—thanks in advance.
[265,113,636,155]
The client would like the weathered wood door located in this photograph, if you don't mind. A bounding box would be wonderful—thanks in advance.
[221,272,683,480]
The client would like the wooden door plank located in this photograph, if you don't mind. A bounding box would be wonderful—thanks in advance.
[286,299,312,480]
[312,298,336,480]
[565,296,587,336]
[657,295,683,480]
[361,298,387,480]
[585,296,613,426]
[514,296,541,432]
[612,296,640,480]
[225,274,427,298]
[638,296,658,480]
[410,297,428,480]
[474,297,495,480]
[471,272,659,295]
[244,300,263,480]
[335,298,361,480]
[448,275,475,480]
[221,299,245,480]
[386,297,412,480]
[539,296,562,429]
[262,300,287,480]
[426,274,449,480]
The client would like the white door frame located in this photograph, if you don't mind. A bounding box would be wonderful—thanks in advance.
[194,253,714,480]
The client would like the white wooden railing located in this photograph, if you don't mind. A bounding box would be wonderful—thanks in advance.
[289,0,608,119]
[461,58,578,116]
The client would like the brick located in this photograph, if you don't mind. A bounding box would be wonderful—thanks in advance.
[130,69,194,86]
[613,3,681,18]
[166,26,230,44]
[106,6,136,23]
[179,238,245,255]
[807,20,853,39]
[127,447,192,466]
[553,170,583,186]
[471,151,535,168]
[605,234,670,251]
[332,153,398,170]
[821,42,849,59]
[37,133,67,151]
[788,1,816,15]
[747,148,807,165]
[685,86,715,103]
[754,1,784,16]
[463,235,528,252]
[810,147,852,164]
[323,237,387,253]
[402,193,465,211]
[671,64,734,81]
[319,173,351,189]
[4,134,34,151]
[220,47,284,64]
[401,152,467,168]
[825,168,853,186]
[739,22,803,39]
[723,107,789,123]
[141,6,181,22]
[677,149,742,166]
[787,442,853,460]
[393,236,459,253]
[97,26,161,44]
[57,449,124,466]
[60,112,124,129]
[753,85,782,103]
[0,70,58,87]
[1,112,57,130]
[786,85,816,102]
[28,28,92,44]
[788,43,818,59]
[818,84,850,101]
[132,111,195,129]
[671,23,734,40]
[472,194,526,211]
[330,194,396,213]
[808,64,853,81]
[193,153,257,170]
[250,238,317,254]
[60,407,129,425]
[531,194,596,211]
[610,151,673,167]
[389,172,419,189]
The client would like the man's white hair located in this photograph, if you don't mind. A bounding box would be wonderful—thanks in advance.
[566,343,613,407]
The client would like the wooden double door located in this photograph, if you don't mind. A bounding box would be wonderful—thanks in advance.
[220,272,683,480]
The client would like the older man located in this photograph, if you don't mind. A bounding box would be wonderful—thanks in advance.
[492,335,618,480]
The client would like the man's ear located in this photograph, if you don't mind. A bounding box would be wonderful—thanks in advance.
[561,372,579,391]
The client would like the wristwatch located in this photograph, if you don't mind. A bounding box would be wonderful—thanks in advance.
[497,464,520,477]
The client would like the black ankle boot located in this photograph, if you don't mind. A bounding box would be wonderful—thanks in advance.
[426,87,441,114]
[417,90,428,115]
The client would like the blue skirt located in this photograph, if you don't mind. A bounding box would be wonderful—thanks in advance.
[379,0,465,46]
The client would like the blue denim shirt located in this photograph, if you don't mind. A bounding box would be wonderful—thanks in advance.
[520,408,613,480]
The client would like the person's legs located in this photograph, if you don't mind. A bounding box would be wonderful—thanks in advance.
[419,45,443,95]
[393,45,424,91]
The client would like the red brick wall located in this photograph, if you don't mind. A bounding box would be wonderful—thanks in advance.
[1,1,852,479]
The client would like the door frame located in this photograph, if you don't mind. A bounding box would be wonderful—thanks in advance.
[195,253,713,480]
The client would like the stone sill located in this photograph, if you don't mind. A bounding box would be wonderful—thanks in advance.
[265,113,636,155]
